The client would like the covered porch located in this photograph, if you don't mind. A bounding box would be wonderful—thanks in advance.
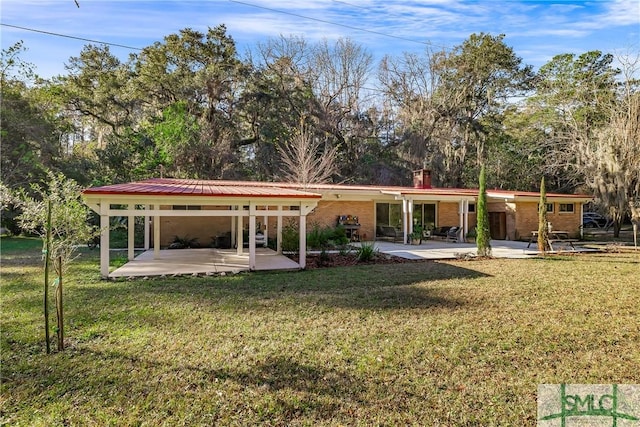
[82,178,321,278]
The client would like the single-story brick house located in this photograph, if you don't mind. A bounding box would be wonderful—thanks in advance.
[82,169,591,276]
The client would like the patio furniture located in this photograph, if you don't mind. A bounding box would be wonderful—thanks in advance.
[431,226,459,240]
[376,225,403,242]
[527,230,578,251]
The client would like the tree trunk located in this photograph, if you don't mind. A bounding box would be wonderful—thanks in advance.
[56,256,64,351]
[44,200,52,354]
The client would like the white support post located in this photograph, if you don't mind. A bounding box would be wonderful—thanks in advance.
[458,200,465,243]
[402,199,408,244]
[236,210,243,255]
[463,200,469,236]
[127,213,135,260]
[144,206,150,250]
[580,203,584,239]
[277,206,283,254]
[263,213,268,248]
[408,200,414,235]
[249,204,257,270]
[299,210,306,269]
[153,215,160,259]
[231,207,237,248]
[100,212,110,279]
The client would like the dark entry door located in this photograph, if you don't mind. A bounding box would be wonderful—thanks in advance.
[488,212,507,240]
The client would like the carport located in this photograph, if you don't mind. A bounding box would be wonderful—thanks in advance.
[82,178,321,278]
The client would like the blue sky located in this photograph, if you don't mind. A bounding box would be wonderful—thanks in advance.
[1,0,638,79]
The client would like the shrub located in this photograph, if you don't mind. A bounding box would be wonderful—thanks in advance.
[357,242,377,262]
[281,219,300,254]
[168,235,200,249]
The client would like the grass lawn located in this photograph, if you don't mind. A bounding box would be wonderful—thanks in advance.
[1,237,639,426]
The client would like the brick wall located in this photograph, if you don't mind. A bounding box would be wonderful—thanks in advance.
[308,200,375,241]
[160,208,232,247]
[438,202,460,227]
[515,201,582,240]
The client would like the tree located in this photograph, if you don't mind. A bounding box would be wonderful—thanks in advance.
[240,36,317,180]
[1,42,63,190]
[16,172,95,352]
[537,177,549,252]
[278,122,338,186]
[308,38,375,180]
[476,165,492,257]
[526,51,638,236]
[379,34,534,187]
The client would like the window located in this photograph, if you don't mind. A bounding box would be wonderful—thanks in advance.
[376,203,402,228]
[559,203,574,213]
[468,203,476,213]
[412,203,436,231]
[172,205,201,210]
[546,203,554,213]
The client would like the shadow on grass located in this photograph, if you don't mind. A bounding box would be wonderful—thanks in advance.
[69,260,488,312]
[3,349,366,423]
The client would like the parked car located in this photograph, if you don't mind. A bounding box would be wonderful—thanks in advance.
[582,212,609,228]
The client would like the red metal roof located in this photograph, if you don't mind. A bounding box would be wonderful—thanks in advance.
[83,178,592,200]
[83,178,322,199]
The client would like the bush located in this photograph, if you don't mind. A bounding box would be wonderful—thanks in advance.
[168,235,200,249]
[357,242,377,262]
[306,223,350,250]
[281,220,300,254]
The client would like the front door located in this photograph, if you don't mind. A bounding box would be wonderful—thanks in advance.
[488,212,507,240]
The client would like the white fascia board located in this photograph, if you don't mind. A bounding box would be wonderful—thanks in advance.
[406,194,476,202]
[82,194,320,216]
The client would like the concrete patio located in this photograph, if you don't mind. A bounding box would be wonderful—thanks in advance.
[369,238,596,260]
[109,247,300,278]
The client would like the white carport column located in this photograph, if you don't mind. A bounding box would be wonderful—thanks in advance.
[299,209,306,269]
[249,203,257,270]
[276,206,283,254]
[458,200,466,242]
[99,208,110,279]
[144,205,150,250]
[127,210,135,261]
[153,213,160,259]
[402,198,409,244]
[236,208,243,256]
[408,199,414,235]
[463,200,469,236]
[263,212,268,248]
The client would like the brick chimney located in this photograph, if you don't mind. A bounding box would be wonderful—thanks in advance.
[413,169,432,189]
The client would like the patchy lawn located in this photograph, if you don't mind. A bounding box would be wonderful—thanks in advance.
[1,237,639,425]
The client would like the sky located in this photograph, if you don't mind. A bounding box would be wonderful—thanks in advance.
[1,0,639,79]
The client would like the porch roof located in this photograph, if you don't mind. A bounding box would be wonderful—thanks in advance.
[83,178,322,199]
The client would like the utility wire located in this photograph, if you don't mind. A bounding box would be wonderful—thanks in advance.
[229,0,431,46]
[1,23,143,51]
[332,0,453,51]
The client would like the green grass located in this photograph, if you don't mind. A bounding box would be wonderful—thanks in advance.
[1,237,639,426]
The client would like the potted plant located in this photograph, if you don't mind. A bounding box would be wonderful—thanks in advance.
[410,225,423,245]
